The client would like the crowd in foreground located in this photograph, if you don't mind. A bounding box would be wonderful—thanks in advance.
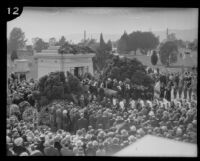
[7,70,197,156]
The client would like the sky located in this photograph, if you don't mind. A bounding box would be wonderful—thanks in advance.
[7,7,198,44]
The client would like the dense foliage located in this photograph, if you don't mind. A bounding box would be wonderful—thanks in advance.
[35,71,84,107]
[102,56,155,99]
[7,27,27,54]
[117,31,159,54]
[58,42,94,54]
[32,37,48,53]
[92,34,113,72]
[159,41,178,66]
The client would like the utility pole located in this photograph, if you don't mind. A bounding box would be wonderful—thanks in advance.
[84,30,86,42]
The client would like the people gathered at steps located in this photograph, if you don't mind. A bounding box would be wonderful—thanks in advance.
[7,70,197,156]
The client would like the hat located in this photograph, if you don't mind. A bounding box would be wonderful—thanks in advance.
[76,140,83,147]
[63,110,67,115]
[14,137,23,146]
[112,137,119,144]
[130,126,137,132]
[128,135,136,142]
[92,140,98,147]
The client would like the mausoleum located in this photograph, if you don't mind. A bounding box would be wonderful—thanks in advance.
[34,46,95,79]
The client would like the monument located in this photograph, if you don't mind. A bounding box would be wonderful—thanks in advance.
[34,46,95,79]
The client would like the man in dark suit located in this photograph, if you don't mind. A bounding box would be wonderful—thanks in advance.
[77,113,88,131]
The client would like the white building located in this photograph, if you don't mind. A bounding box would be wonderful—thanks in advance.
[34,46,95,79]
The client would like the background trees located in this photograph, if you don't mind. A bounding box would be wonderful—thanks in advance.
[35,71,84,106]
[32,37,48,53]
[102,56,154,99]
[159,41,178,66]
[7,27,27,54]
[92,33,113,72]
[117,31,159,55]
[57,36,66,46]
[117,32,129,54]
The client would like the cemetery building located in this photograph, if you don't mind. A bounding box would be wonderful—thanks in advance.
[34,46,95,79]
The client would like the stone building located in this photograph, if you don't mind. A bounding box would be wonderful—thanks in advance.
[34,46,95,79]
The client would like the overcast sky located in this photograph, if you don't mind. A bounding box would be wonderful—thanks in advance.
[7,7,198,44]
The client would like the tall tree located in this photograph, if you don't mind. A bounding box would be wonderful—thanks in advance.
[106,40,112,52]
[159,41,178,66]
[7,27,27,54]
[99,33,107,51]
[117,31,129,54]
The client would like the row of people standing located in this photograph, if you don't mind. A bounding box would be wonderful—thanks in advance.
[159,71,197,101]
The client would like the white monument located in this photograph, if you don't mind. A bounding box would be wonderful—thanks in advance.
[34,46,95,79]
[13,59,31,80]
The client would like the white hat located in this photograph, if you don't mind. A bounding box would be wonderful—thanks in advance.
[63,110,67,114]
[14,137,23,146]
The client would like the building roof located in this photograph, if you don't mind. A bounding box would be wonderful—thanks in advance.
[114,135,197,157]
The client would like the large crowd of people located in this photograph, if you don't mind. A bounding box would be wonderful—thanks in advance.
[7,69,197,156]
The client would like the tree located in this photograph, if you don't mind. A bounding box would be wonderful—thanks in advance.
[159,41,178,66]
[10,50,18,61]
[99,33,107,51]
[188,39,197,51]
[117,31,129,54]
[102,56,154,99]
[128,31,159,55]
[58,36,66,46]
[151,50,158,66]
[7,27,27,54]
[49,37,57,46]
[33,38,48,52]
[106,40,112,52]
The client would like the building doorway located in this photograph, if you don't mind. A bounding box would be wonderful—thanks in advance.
[74,67,79,77]
[74,67,84,78]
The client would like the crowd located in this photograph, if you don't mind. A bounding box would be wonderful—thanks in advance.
[7,70,197,156]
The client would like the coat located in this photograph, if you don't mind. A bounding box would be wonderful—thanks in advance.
[89,114,97,129]
[77,117,88,130]
[60,147,74,156]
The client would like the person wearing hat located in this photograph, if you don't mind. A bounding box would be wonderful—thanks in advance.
[85,141,95,156]
[110,137,120,155]
[89,112,97,130]
[44,138,60,156]
[13,137,29,156]
[54,134,62,155]
[102,111,110,129]
[29,144,43,156]
[35,134,45,154]
[62,109,71,132]
[77,113,88,131]
[60,138,74,156]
